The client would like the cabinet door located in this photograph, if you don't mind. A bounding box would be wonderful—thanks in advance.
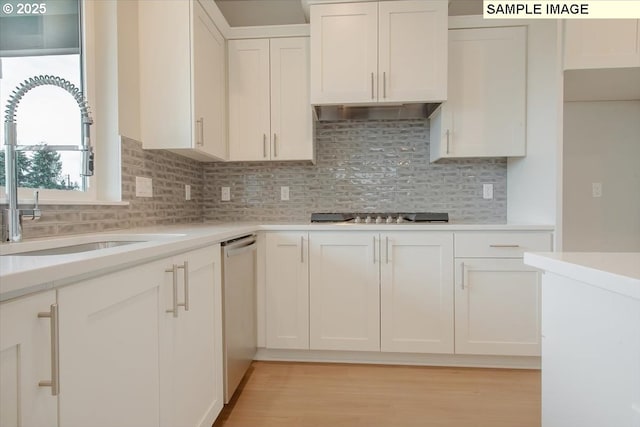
[380,232,454,353]
[1,291,57,427]
[139,0,192,151]
[193,1,227,160]
[378,0,447,103]
[265,232,309,349]
[454,259,541,356]
[564,19,640,69]
[160,245,223,427]
[309,232,380,351]
[228,39,271,161]
[310,2,378,105]
[58,261,165,427]
[436,27,526,160]
[270,38,313,161]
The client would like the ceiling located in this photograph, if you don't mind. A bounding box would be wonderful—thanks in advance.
[214,0,483,27]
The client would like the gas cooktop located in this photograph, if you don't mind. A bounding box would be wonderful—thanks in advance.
[310,212,449,224]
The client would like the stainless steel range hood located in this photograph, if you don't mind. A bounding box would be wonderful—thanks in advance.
[313,103,441,121]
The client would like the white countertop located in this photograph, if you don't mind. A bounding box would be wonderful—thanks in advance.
[1,222,553,302]
[524,252,640,300]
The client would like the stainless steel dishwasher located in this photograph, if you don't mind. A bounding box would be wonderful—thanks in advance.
[221,234,257,403]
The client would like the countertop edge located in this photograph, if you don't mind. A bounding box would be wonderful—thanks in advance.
[524,252,640,300]
[1,223,554,302]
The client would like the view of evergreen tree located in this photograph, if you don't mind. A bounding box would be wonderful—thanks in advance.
[26,148,65,189]
[0,151,32,187]
[0,144,78,190]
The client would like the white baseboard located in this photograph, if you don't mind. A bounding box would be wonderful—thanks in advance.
[254,348,541,370]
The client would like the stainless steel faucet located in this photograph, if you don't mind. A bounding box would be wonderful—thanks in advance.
[2,75,94,242]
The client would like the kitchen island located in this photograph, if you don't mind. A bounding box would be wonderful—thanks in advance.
[524,252,640,427]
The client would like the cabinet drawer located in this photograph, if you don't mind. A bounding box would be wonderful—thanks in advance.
[455,232,552,258]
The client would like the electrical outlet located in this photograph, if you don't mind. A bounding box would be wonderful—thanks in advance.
[185,184,191,201]
[280,186,290,201]
[482,183,493,200]
[592,182,602,198]
[221,187,231,201]
[135,177,153,198]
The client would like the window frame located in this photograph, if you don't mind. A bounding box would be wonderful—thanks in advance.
[1,0,103,204]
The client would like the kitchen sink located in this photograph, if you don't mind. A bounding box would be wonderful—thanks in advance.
[5,240,144,256]
[0,233,185,257]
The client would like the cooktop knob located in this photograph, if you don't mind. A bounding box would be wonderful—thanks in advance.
[354,216,362,223]
[375,216,383,224]
[396,216,404,224]
[364,216,373,224]
[386,216,394,224]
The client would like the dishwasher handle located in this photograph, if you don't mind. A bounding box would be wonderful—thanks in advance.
[224,235,257,257]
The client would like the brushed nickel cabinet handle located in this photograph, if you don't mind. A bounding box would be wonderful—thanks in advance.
[383,72,387,99]
[300,236,304,263]
[196,118,204,146]
[373,236,377,264]
[177,261,189,312]
[460,262,465,290]
[274,133,278,158]
[165,264,179,317]
[489,244,520,248]
[263,134,267,158]
[385,236,389,264]
[446,129,450,155]
[371,72,375,100]
[38,304,60,396]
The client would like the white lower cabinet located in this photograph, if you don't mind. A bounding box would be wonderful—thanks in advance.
[453,232,551,357]
[0,291,58,427]
[380,232,454,353]
[57,260,166,427]
[309,232,380,351]
[265,230,550,359]
[160,245,223,427]
[265,232,309,349]
[307,231,453,353]
[454,259,542,356]
[3,244,224,427]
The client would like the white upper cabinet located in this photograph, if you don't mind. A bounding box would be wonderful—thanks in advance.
[564,19,640,69]
[228,39,271,161]
[228,37,312,161]
[430,26,527,161]
[270,38,314,161]
[139,0,227,161]
[310,2,378,104]
[378,1,448,103]
[310,0,447,105]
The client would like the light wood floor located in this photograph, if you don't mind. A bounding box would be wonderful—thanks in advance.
[213,361,541,427]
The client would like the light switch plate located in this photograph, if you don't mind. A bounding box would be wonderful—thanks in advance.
[482,183,493,200]
[136,177,153,198]
[221,187,231,201]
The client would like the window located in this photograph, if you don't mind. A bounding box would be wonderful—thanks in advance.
[0,0,88,194]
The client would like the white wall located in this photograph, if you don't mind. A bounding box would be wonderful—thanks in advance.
[507,21,563,228]
[562,100,640,252]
